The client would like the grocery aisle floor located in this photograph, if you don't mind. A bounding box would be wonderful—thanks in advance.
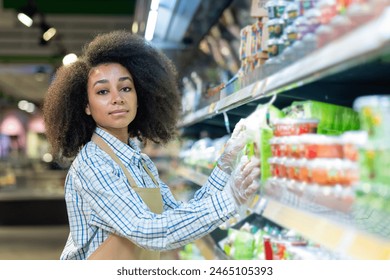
[0,225,69,260]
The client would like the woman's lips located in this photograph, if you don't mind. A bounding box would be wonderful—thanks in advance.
[109,109,128,115]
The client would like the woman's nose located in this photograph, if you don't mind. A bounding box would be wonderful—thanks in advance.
[112,91,124,104]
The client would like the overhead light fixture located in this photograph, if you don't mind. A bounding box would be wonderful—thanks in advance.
[62,53,78,66]
[41,21,57,41]
[132,21,139,34]
[17,0,38,27]
[144,0,160,41]
[39,19,57,45]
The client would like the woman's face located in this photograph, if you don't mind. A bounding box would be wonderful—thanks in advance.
[86,63,137,141]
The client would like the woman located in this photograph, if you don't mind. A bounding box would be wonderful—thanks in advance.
[43,30,260,260]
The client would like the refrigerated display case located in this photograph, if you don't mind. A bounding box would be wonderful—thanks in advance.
[175,1,390,260]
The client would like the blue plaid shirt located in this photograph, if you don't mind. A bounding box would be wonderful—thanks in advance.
[60,127,236,259]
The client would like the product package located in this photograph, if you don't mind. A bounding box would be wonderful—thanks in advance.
[283,100,360,135]
[241,103,285,184]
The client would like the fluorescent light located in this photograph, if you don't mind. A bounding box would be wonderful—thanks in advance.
[26,103,36,113]
[17,100,36,113]
[42,153,53,163]
[42,27,57,41]
[144,0,160,41]
[132,21,139,33]
[18,100,29,111]
[145,10,158,41]
[17,12,33,27]
[62,53,78,66]
[150,0,160,11]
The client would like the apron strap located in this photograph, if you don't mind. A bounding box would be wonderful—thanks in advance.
[141,161,159,186]
[92,133,138,188]
[91,133,159,188]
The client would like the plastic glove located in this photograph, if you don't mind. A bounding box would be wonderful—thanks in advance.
[217,119,247,175]
[225,155,261,209]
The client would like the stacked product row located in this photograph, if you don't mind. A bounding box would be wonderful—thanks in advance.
[220,214,346,260]
[267,119,363,193]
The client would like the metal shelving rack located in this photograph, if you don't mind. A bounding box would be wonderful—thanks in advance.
[179,7,390,131]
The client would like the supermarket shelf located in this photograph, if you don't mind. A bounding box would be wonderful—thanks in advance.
[0,187,64,201]
[0,170,66,201]
[262,198,390,260]
[178,7,390,128]
[176,166,208,186]
[181,104,216,128]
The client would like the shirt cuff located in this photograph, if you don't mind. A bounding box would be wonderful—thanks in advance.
[207,165,231,191]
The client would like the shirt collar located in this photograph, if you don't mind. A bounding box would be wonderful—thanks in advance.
[94,127,142,165]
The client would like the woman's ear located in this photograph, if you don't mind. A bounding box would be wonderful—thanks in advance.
[85,104,91,115]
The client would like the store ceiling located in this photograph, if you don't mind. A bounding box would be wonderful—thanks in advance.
[0,0,235,107]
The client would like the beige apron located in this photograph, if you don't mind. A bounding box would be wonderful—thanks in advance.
[88,133,163,260]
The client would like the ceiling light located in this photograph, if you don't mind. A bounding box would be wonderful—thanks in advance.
[62,53,78,66]
[17,0,37,27]
[42,153,53,163]
[132,21,139,33]
[144,0,160,41]
[150,0,160,11]
[17,13,34,27]
[18,100,29,111]
[40,21,57,42]
[145,10,158,41]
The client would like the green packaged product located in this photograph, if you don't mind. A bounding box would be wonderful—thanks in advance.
[374,145,390,186]
[353,95,390,141]
[253,229,266,259]
[358,144,376,183]
[242,104,285,185]
[224,228,254,259]
[287,100,360,135]
[260,128,274,184]
[232,230,255,260]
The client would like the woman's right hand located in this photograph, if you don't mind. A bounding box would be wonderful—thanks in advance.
[225,156,261,207]
[217,119,247,175]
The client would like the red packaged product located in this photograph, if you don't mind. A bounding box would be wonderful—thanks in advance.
[297,159,309,183]
[300,134,343,159]
[341,131,368,161]
[272,118,319,137]
[263,236,274,260]
[278,157,288,179]
[270,137,281,157]
[341,160,359,186]
[268,157,280,177]
[269,157,288,179]
[279,137,288,157]
[285,158,299,181]
[307,158,355,186]
[285,135,302,158]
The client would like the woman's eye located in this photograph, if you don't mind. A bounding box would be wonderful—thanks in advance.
[122,87,132,92]
[97,89,108,95]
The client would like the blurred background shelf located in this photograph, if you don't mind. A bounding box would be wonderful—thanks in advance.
[176,166,209,186]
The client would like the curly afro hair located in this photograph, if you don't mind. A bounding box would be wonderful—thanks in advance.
[43,30,182,158]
